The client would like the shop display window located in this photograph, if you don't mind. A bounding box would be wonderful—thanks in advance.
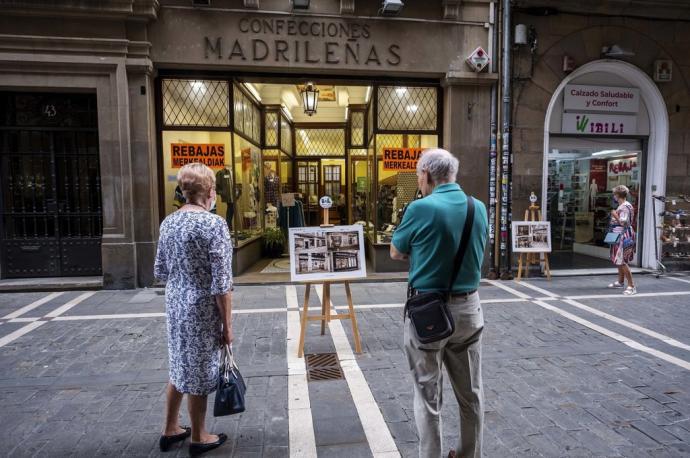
[233,134,263,244]
[280,151,293,193]
[373,134,437,244]
[280,112,293,155]
[161,130,231,218]
[547,143,642,268]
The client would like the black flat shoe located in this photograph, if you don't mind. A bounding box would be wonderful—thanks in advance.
[159,426,191,452]
[189,433,227,457]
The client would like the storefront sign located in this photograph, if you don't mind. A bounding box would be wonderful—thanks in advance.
[204,17,401,67]
[563,84,639,113]
[170,143,225,169]
[607,158,638,177]
[382,147,423,171]
[562,113,637,135]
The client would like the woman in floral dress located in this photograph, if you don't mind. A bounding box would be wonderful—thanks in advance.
[608,185,637,295]
[154,163,233,456]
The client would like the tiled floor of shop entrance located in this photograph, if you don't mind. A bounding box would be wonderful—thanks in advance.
[1,275,689,457]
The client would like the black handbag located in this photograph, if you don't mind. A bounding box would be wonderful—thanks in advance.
[213,344,246,417]
[404,196,475,344]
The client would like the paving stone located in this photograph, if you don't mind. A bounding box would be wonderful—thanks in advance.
[316,442,372,458]
[313,416,368,446]
[631,419,683,444]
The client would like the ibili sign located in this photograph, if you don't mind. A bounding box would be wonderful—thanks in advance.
[204,17,401,66]
[562,113,637,135]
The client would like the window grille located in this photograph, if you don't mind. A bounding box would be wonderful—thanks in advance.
[265,111,279,147]
[233,84,261,144]
[350,110,365,147]
[367,101,374,144]
[280,114,292,155]
[162,79,229,127]
[296,128,345,157]
[376,134,403,157]
[377,86,437,132]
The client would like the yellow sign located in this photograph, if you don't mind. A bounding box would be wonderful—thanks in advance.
[171,143,225,169]
[382,147,423,171]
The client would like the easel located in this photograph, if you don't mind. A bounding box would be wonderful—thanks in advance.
[296,200,363,358]
[516,203,552,281]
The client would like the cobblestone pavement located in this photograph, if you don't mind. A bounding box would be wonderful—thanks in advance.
[1,274,689,457]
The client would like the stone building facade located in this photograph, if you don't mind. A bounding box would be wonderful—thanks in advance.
[510,1,690,271]
[0,1,496,288]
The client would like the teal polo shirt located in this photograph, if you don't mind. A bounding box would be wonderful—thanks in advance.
[392,183,488,293]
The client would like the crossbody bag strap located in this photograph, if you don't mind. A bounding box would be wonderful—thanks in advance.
[447,196,476,294]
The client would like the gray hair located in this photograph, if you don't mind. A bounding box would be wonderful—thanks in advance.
[416,148,458,183]
[612,185,629,199]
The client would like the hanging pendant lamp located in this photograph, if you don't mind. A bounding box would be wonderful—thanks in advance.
[301,83,319,116]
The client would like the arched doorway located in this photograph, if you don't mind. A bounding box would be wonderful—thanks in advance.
[541,59,669,270]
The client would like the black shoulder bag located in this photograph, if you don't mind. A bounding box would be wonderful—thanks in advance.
[404,197,475,344]
[213,344,247,417]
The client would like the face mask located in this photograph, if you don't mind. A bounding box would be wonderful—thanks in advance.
[612,196,618,207]
[210,197,217,210]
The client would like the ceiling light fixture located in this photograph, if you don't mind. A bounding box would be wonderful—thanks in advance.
[301,82,319,116]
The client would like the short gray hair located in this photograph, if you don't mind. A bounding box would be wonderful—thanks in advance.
[613,185,629,199]
[416,148,458,183]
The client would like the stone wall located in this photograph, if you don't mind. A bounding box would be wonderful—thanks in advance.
[511,12,690,219]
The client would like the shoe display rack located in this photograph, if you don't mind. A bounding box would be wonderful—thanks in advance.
[653,194,690,275]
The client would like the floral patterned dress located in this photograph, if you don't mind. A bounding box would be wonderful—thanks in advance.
[610,201,636,266]
[154,210,233,395]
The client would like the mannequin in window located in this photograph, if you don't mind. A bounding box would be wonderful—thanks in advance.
[264,164,280,208]
[589,179,598,211]
[215,166,234,229]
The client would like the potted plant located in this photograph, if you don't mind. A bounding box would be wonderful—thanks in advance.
[263,227,286,258]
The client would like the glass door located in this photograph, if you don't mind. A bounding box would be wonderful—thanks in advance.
[351,159,367,224]
[547,138,643,269]
[297,160,320,226]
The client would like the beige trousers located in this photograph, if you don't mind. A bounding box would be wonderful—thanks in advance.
[404,292,484,458]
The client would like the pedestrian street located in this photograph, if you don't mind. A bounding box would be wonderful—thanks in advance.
[1,274,689,457]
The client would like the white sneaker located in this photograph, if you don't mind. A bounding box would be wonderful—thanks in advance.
[623,286,637,296]
[608,281,624,288]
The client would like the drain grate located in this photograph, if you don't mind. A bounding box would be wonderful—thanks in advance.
[305,352,344,382]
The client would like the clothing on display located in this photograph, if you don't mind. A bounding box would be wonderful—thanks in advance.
[216,167,235,228]
[264,173,280,208]
[279,198,306,233]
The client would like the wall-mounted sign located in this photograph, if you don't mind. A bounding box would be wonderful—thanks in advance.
[466,46,490,72]
[562,113,637,135]
[170,143,225,169]
[382,147,423,171]
[563,84,639,113]
[204,17,400,67]
[654,60,672,82]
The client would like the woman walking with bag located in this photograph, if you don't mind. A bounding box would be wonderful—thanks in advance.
[154,163,233,456]
[607,185,637,295]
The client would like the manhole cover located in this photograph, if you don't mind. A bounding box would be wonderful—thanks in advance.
[305,352,343,382]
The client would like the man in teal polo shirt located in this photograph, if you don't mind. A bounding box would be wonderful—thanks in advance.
[391,148,487,458]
